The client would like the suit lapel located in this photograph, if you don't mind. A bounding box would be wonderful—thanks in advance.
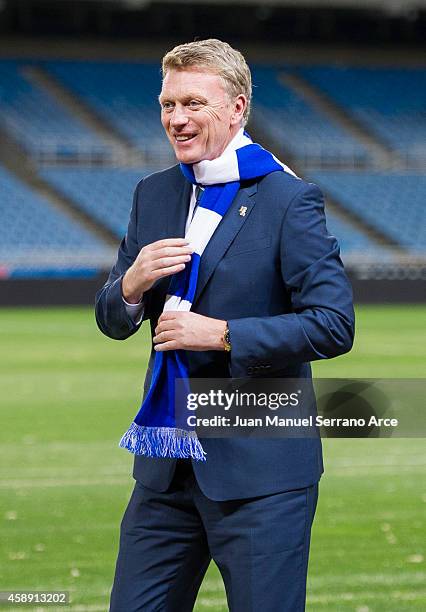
[167,174,192,238]
[193,182,257,305]
[149,171,191,299]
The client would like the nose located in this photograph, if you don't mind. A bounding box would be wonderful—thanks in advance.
[170,103,189,128]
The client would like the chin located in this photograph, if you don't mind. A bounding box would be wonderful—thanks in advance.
[175,150,203,165]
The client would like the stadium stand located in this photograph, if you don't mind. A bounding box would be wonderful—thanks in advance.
[43,61,173,164]
[251,66,371,167]
[39,167,152,238]
[296,66,426,164]
[0,60,109,162]
[308,170,426,252]
[0,165,112,277]
[42,61,384,168]
[1,56,423,284]
[324,214,385,256]
[39,166,382,256]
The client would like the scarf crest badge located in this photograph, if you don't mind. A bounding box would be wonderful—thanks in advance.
[119,132,296,461]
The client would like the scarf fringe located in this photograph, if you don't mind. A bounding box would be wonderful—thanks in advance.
[119,422,207,462]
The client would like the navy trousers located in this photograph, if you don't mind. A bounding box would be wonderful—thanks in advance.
[110,461,318,612]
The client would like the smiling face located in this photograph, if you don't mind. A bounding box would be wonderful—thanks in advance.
[159,68,247,164]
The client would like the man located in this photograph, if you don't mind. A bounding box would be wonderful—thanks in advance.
[95,39,354,612]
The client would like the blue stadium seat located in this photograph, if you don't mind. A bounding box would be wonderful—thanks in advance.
[0,165,111,275]
[0,60,109,160]
[325,213,384,256]
[296,66,426,162]
[43,61,172,162]
[40,167,153,238]
[251,66,371,166]
[308,171,426,252]
[39,166,382,257]
[44,61,373,168]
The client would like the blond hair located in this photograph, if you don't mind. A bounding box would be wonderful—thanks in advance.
[162,38,252,124]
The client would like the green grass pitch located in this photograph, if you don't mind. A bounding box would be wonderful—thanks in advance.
[0,305,425,611]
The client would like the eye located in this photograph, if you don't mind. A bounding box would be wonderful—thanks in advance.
[188,99,202,108]
[161,101,174,111]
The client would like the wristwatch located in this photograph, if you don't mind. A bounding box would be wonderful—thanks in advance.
[222,324,231,352]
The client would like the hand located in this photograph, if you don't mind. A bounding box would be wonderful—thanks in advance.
[153,312,227,352]
[122,238,193,304]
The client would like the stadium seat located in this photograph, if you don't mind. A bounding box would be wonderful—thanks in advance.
[251,66,371,166]
[308,170,426,252]
[0,165,112,276]
[39,166,382,258]
[325,213,385,256]
[296,66,426,163]
[43,61,173,164]
[0,60,109,161]
[39,167,153,238]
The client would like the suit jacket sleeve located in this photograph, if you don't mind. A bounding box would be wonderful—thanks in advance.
[227,183,355,377]
[95,179,150,340]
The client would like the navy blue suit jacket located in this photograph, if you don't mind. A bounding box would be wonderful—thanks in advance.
[95,164,355,501]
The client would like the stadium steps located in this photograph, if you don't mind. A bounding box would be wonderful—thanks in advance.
[302,175,405,254]
[248,126,402,253]
[311,191,404,254]
[0,125,117,247]
[281,72,397,169]
[22,66,143,165]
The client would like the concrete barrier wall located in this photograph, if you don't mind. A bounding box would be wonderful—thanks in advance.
[0,273,424,306]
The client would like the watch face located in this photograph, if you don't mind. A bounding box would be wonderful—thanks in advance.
[224,327,231,351]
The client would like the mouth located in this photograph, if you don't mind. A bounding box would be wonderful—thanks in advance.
[173,133,198,145]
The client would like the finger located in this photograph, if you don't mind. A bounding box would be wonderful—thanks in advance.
[149,238,190,251]
[158,311,180,322]
[153,330,176,344]
[155,319,176,335]
[151,246,194,260]
[150,263,187,280]
[154,340,180,352]
[151,254,192,270]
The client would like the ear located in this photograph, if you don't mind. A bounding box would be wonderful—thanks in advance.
[230,94,247,126]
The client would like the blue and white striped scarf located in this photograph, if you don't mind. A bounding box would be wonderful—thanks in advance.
[119,131,295,461]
